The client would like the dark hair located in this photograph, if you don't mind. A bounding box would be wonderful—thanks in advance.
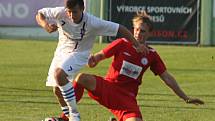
[132,11,153,32]
[66,0,84,9]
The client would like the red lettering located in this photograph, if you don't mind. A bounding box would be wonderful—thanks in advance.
[152,30,175,38]
[177,31,188,39]
[152,30,188,40]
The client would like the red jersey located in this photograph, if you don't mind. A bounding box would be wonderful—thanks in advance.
[102,38,166,96]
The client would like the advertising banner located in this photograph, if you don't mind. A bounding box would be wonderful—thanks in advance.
[0,0,63,26]
[109,0,200,45]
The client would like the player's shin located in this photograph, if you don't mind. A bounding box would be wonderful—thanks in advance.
[59,82,80,119]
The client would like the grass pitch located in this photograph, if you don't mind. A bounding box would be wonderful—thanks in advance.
[0,39,214,121]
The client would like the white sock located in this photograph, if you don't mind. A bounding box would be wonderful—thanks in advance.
[59,82,78,114]
[61,106,69,117]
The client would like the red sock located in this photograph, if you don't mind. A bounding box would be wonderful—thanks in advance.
[73,81,84,103]
[60,112,69,121]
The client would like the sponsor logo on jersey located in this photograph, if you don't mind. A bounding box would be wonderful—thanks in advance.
[120,61,142,79]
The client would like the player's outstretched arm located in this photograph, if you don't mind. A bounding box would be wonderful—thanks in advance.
[159,71,204,105]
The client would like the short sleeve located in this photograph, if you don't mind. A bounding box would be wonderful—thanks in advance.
[102,39,125,58]
[150,51,166,75]
[89,15,119,36]
[38,7,64,20]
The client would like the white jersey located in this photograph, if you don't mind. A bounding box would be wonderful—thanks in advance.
[38,7,119,86]
[38,7,119,53]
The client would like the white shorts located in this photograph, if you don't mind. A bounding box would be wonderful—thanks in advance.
[46,51,90,87]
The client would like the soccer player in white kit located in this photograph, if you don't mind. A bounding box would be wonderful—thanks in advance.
[36,0,148,121]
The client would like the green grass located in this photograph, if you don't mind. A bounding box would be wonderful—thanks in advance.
[0,39,215,121]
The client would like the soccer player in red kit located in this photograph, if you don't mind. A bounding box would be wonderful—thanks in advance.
[36,0,147,120]
[73,11,204,121]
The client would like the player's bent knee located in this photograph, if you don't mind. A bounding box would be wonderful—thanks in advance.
[54,68,63,80]
[76,73,96,91]
[54,68,68,86]
[76,73,89,83]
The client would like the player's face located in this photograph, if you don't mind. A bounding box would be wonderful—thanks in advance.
[133,22,151,43]
[66,4,84,23]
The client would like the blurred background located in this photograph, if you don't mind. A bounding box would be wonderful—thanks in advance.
[0,0,214,46]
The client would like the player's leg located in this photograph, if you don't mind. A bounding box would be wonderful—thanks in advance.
[55,68,80,121]
[108,87,143,121]
[52,82,83,121]
[75,73,108,106]
[110,108,143,121]
[54,51,89,121]
[54,80,84,106]
[46,56,70,121]
[75,73,97,91]
[53,86,69,121]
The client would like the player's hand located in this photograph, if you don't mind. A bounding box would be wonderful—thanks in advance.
[88,54,97,68]
[44,23,58,33]
[185,97,204,105]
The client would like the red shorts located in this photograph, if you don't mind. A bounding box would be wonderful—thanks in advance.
[87,76,142,121]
